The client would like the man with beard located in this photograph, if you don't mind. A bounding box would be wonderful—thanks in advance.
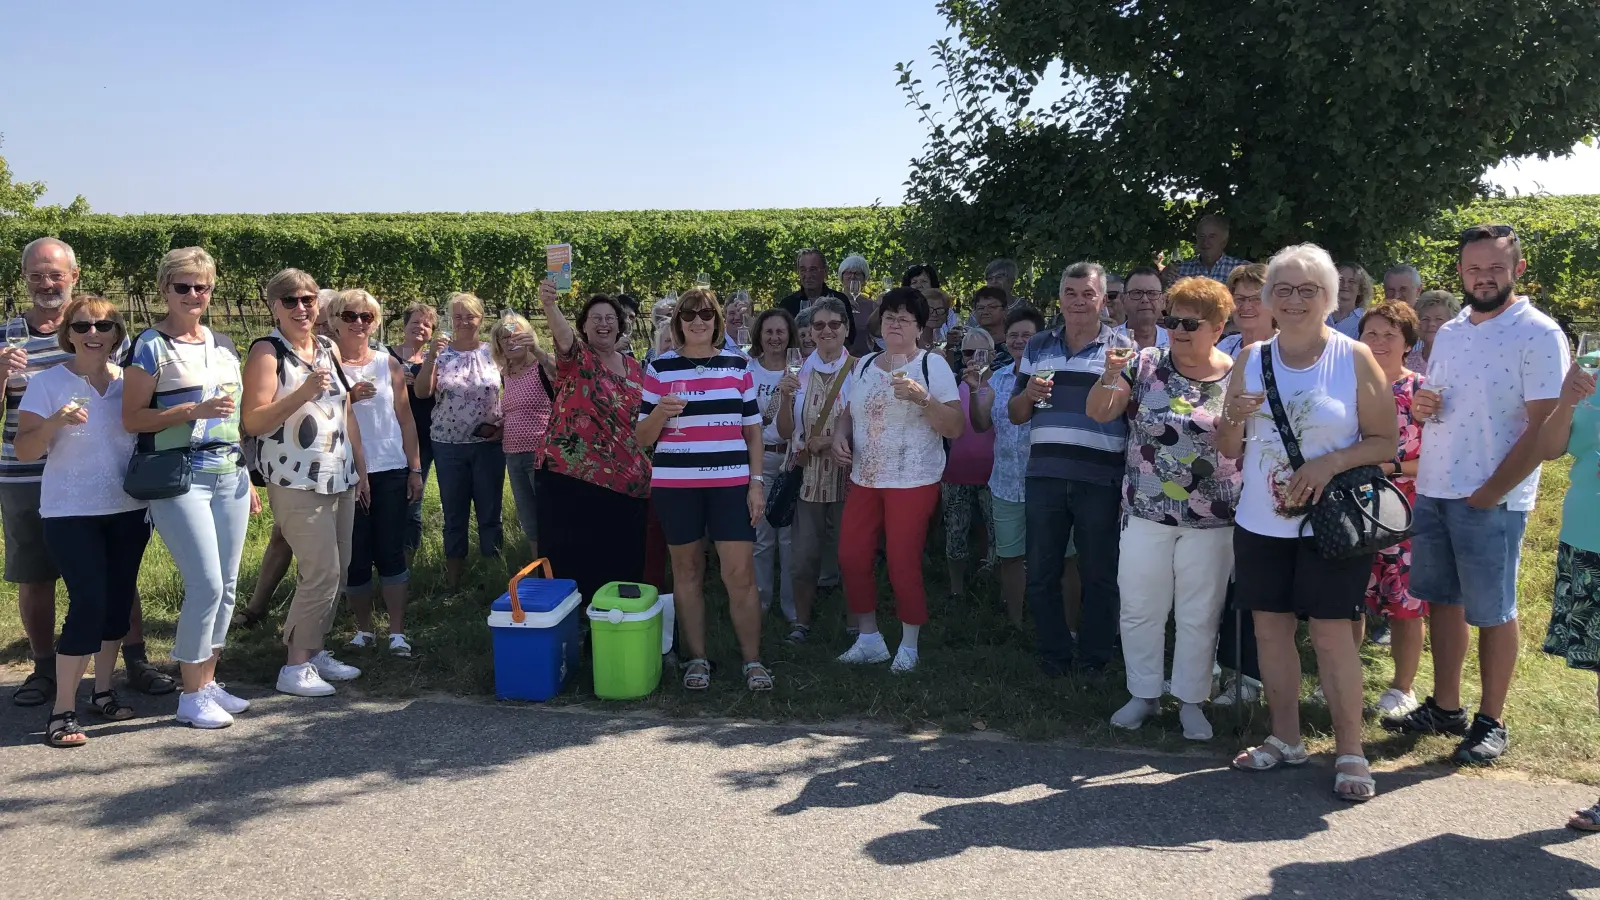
[777,248,857,348]
[5,238,174,706]
[1393,224,1568,764]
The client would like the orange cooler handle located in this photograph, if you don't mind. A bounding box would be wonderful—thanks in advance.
[507,557,553,623]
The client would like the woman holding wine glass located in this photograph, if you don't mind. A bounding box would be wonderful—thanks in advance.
[746,308,801,623]
[123,247,259,729]
[839,255,876,356]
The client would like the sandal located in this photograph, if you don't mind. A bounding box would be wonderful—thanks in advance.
[682,658,711,692]
[1568,803,1600,833]
[13,670,54,707]
[125,659,176,696]
[743,660,774,692]
[90,689,135,722]
[1333,755,1377,802]
[784,624,810,645]
[45,710,87,748]
[1232,735,1309,772]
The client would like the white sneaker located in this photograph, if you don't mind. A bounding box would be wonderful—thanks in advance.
[202,681,250,715]
[311,650,361,681]
[1110,697,1159,730]
[1179,702,1213,741]
[1375,687,1420,720]
[277,662,336,697]
[837,635,891,665]
[176,690,233,729]
[347,631,375,650]
[388,634,412,658]
[1212,675,1262,706]
[890,646,919,674]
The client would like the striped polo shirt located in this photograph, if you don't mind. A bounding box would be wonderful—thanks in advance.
[1,318,75,483]
[639,350,761,488]
[1011,323,1134,486]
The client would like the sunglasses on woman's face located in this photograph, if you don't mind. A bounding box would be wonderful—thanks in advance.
[280,295,317,309]
[677,308,716,322]
[170,282,213,296]
[810,319,844,332]
[338,311,376,324]
[69,320,118,334]
[1158,315,1204,332]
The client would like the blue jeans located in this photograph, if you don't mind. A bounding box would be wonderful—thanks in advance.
[1025,476,1121,669]
[1409,494,1528,627]
[433,441,505,559]
[149,468,252,664]
[506,451,539,547]
[404,440,434,553]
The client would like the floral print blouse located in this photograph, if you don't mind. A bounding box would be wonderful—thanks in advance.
[1119,347,1241,529]
[431,345,501,444]
[1389,371,1422,500]
[541,338,651,499]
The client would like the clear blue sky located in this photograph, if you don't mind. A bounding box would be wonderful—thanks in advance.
[2,0,1594,214]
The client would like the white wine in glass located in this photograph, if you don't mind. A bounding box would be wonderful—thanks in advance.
[6,319,28,350]
[1422,359,1449,424]
[1032,366,1056,409]
[786,348,803,375]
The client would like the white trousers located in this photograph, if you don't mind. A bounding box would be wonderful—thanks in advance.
[1117,516,1234,704]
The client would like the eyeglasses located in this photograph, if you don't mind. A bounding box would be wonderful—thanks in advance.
[1158,315,1204,333]
[25,272,72,284]
[68,320,118,334]
[677,308,717,322]
[1125,290,1164,301]
[280,295,317,309]
[170,282,213,296]
[1104,291,1121,301]
[881,315,918,328]
[338,311,376,324]
[1271,283,1323,300]
[811,319,844,331]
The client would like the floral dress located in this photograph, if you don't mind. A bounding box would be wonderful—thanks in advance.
[1120,347,1240,528]
[541,339,650,498]
[1365,371,1424,618]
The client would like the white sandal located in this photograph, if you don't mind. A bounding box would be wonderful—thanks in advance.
[1232,735,1309,771]
[1333,755,1377,802]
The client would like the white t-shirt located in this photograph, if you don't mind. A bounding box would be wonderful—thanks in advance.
[18,364,144,518]
[1415,299,1569,511]
[748,357,787,446]
[840,349,960,489]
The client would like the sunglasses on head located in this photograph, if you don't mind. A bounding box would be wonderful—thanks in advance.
[1158,315,1204,332]
[170,282,213,296]
[1461,224,1516,242]
[677,307,716,322]
[338,311,375,324]
[69,320,118,334]
[280,295,317,309]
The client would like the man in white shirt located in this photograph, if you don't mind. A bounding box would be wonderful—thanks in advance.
[1394,224,1570,765]
[1112,267,1169,349]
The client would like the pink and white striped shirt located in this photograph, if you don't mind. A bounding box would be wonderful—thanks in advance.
[638,350,761,488]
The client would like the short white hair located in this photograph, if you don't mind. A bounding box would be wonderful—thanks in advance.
[838,254,870,278]
[1384,264,1422,288]
[1264,243,1341,319]
[21,237,77,270]
[1059,261,1107,295]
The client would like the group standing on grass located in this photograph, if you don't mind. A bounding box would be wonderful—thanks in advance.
[8,221,1600,830]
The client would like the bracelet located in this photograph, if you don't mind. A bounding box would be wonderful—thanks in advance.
[409,468,423,475]
[916,396,932,409]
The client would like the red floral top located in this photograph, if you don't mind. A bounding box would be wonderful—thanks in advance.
[540,339,651,498]
[1391,371,1422,501]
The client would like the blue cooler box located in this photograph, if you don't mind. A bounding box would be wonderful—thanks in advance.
[487,559,583,701]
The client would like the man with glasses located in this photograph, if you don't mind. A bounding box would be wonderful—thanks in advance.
[778,249,857,348]
[1113,267,1169,349]
[1394,224,1569,764]
[972,287,1012,366]
[1102,274,1127,327]
[1383,265,1423,307]
[5,238,172,707]
[1163,214,1251,286]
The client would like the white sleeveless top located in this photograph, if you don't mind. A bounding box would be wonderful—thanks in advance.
[257,331,357,494]
[341,353,407,474]
[1235,331,1361,538]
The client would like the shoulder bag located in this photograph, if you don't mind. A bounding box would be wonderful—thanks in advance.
[123,328,230,501]
[764,356,850,528]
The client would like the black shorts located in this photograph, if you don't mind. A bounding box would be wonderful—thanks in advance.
[1232,527,1372,621]
[652,485,756,546]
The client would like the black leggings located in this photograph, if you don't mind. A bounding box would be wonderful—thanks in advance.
[44,510,151,656]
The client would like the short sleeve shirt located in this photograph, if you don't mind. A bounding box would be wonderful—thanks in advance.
[985,365,1030,503]
[1119,347,1240,528]
[18,365,143,517]
[127,327,243,474]
[542,340,650,498]
[0,317,73,483]
[431,345,502,444]
[1415,299,1569,511]
[1560,401,1600,554]
[841,350,960,489]
[639,350,761,488]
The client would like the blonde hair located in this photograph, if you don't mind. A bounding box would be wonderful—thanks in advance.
[669,288,725,348]
[402,302,437,330]
[1226,263,1268,292]
[1168,277,1235,328]
[490,313,540,371]
[157,246,217,292]
[265,268,319,304]
[446,292,486,321]
[328,289,383,330]
[1415,289,1461,319]
[58,295,125,354]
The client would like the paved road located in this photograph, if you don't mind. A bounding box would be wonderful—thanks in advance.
[0,682,1597,900]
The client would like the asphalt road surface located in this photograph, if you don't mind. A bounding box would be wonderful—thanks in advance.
[1,682,1597,900]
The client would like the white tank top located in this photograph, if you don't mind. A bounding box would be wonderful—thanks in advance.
[341,353,407,474]
[1235,331,1362,538]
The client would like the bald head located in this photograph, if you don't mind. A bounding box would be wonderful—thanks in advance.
[21,237,79,311]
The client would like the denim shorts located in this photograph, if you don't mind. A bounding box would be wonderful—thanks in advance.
[1408,494,1528,627]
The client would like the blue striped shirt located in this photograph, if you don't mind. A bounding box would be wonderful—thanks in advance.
[1011,323,1134,486]
[1,319,74,483]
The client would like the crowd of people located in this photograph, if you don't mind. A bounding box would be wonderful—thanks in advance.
[6,219,1600,827]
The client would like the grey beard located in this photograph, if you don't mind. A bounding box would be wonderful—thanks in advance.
[31,292,66,309]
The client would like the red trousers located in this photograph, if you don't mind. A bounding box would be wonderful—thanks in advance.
[838,482,940,626]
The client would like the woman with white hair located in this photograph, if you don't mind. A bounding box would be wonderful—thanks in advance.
[839,255,876,356]
[1216,243,1398,801]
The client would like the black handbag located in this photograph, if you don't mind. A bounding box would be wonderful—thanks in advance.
[1259,343,1413,560]
[763,466,804,528]
[123,448,194,500]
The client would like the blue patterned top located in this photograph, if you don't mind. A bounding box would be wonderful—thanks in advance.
[986,365,1030,503]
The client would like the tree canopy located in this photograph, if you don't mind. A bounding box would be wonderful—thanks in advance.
[899,0,1600,288]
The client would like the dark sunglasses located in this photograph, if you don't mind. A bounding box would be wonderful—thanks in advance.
[280,295,317,309]
[1461,224,1516,242]
[170,282,213,296]
[69,320,118,334]
[1105,291,1122,300]
[1159,315,1204,332]
[338,311,376,324]
[810,319,844,331]
[677,307,716,322]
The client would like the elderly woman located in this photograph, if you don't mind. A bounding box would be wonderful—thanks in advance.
[636,289,771,691]
[1218,264,1273,357]
[723,292,753,353]
[415,292,504,588]
[747,308,801,623]
[796,305,818,357]
[832,288,964,673]
[123,248,255,728]
[945,328,998,598]
[920,288,958,346]
[18,297,149,745]
[838,255,875,356]
[390,303,438,561]
[1216,244,1397,801]
[1087,278,1240,741]
[1328,262,1374,338]
[242,269,369,699]
[1356,301,1427,721]
[330,290,423,657]
[537,280,651,599]
[492,312,554,560]
[1407,289,1461,375]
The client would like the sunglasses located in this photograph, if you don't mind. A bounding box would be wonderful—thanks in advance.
[69,320,118,334]
[280,295,317,309]
[810,319,844,331]
[1461,224,1516,241]
[170,282,213,296]
[677,308,717,322]
[1158,315,1204,332]
[1105,291,1122,300]
[338,311,376,324]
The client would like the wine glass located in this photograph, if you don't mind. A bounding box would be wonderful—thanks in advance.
[1422,358,1450,423]
[6,318,28,351]
[1031,366,1056,409]
[737,327,751,352]
[695,272,711,290]
[971,348,992,378]
[1238,390,1271,442]
[882,277,896,297]
[501,309,519,332]
[219,382,241,405]
[1578,334,1600,408]
[666,381,689,437]
[786,348,803,375]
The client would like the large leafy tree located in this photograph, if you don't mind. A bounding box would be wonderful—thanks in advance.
[900,1,1600,284]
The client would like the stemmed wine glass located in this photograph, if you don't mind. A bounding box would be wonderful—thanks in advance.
[786,348,803,376]
[970,348,992,378]
[666,381,689,437]
[737,327,751,353]
[1421,358,1450,424]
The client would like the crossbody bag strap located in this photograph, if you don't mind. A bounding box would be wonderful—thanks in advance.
[1257,341,1306,470]
[810,356,852,437]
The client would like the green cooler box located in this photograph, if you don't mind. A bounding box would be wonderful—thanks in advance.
[588,582,663,699]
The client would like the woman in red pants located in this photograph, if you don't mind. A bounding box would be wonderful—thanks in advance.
[831,288,965,673]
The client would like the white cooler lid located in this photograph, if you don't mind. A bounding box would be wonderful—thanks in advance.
[586,597,664,625]
[486,589,583,629]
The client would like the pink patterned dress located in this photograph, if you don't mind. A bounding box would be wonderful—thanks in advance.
[1366,371,1425,618]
